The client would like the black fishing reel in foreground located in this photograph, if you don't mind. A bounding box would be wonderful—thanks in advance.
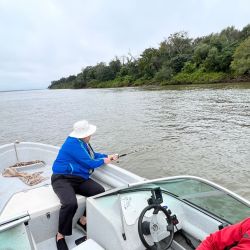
[138,188,178,250]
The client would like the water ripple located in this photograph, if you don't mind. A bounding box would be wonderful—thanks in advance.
[0,85,250,200]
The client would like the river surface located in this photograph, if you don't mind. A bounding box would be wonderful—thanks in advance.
[0,83,250,200]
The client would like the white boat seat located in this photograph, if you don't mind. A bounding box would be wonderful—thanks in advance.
[0,177,111,221]
[0,185,86,220]
[71,239,104,250]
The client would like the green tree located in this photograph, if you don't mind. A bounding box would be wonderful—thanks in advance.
[170,54,191,73]
[220,26,241,43]
[158,32,193,63]
[94,62,114,82]
[109,58,121,77]
[166,31,193,56]
[73,73,87,89]
[219,44,237,72]
[203,47,220,72]
[182,61,196,73]
[117,54,139,80]
[157,32,193,76]
[82,66,95,82]
[138,48,160,79]
[231,37,250,75]
[193,43,210,66]
[240,24,250,40]
[154,65,173,81]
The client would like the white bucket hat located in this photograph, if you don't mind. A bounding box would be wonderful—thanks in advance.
[69,120,96,138]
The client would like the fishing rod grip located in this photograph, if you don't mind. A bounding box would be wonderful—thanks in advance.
[110,154,119,160]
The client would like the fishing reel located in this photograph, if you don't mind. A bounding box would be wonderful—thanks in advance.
[138,188,178,250]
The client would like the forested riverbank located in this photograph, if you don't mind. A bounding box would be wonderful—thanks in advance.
[49,24,250,89]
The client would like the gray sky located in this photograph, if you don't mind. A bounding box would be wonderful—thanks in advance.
[0,0,249,91]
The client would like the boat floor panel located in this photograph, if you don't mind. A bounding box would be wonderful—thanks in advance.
[37,228,85,250]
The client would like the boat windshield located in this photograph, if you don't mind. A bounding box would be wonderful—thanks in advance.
[118,177,250,224]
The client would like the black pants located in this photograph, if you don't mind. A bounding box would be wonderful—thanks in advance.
[51,174,105,236]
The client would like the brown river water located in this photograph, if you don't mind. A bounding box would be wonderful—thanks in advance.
[0,83,250,200]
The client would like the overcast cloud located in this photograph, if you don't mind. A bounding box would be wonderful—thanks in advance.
[0,0,249,90]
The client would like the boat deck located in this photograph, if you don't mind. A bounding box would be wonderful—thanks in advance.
[0,163,52,218]
[37,228,84,250]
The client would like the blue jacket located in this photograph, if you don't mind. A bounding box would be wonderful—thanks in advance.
[52,136,107,179]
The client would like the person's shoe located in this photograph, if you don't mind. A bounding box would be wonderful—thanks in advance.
[76,218,87,234]
[56,236,69,250]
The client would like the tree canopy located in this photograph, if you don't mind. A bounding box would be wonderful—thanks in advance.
[231,37,250,75]
[49,24,250,89]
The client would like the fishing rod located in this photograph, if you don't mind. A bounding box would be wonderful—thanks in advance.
[118,152,132,158]
[118,148,141,158]
[89,143,137,160]
[110,151,136,161]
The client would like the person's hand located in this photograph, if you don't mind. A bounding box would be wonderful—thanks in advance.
[104,158,112,164]
[108,154,119,161]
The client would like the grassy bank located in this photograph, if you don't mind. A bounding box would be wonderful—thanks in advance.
[49,73,250,89]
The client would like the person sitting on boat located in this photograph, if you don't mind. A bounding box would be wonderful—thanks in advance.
[197,217,250,250]
[51,120,118,250]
